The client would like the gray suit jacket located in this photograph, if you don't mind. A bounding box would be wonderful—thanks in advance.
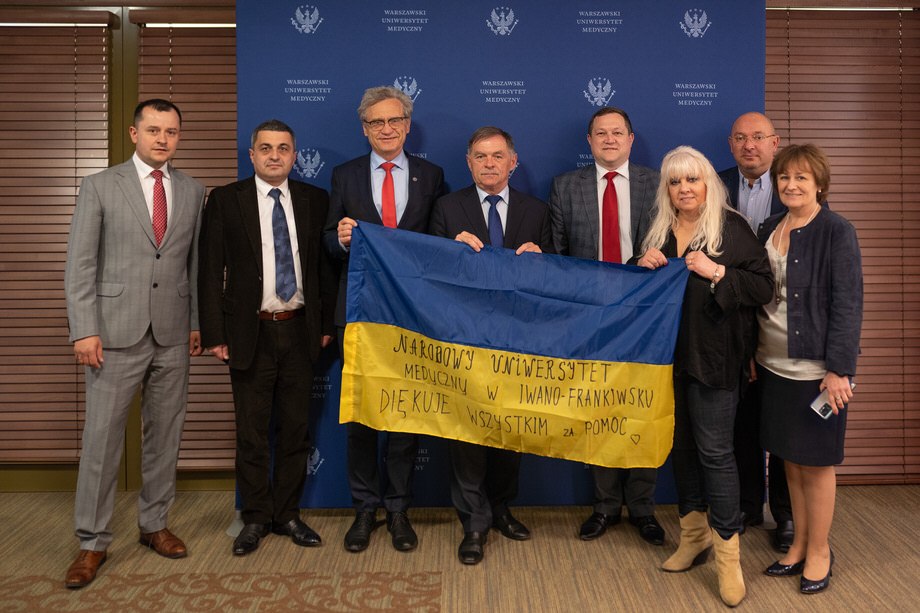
[548,161,659,260]
[65,159,206,348]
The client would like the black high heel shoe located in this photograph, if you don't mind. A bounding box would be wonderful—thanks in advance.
[764,558,805,576]
[800,550,834,594]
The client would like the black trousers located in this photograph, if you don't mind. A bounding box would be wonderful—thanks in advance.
[338,326,417,513]
[590,466,658,517]
[448,440,522,533]
[230,317,313,525]
[734,377,792,522]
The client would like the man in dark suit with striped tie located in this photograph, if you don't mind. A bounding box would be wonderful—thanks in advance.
[324,86,445,554]
[198,119,337,557]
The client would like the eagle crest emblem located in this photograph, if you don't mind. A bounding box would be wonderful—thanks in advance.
[295,148,325,180]
[680,9,711,38]
[306,447,325,475]
[583,78,615,107]
[291,5,323,35]
[487,7,518,36]
[394,76,421,102]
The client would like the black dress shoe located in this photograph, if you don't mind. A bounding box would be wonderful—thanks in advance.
[629,515,665,546]
[739,511,764,534]
[272,518,321,547]
[492,512,531,541]
[579,512,620,541]
[773,519,795,553]
[344,511,377,553]
[765,558,805,576]
[801,550,834,594]
[386,511,418,552]
[458,531,487,565]
[233,523,270,556]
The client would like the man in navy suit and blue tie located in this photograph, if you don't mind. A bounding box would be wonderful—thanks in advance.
[429,126,552,565]
[324,86,445,554]
[718,111,793,553]
[547,107,664,546]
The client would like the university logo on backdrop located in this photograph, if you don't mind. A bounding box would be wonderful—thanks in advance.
[294,148,324,180]
[680,8,712,38]
[488,7,518,35]
[584,78,615,107]
[291,5,323,34]
[394,76,422,102]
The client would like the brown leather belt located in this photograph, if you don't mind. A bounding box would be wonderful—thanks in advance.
[258,308,304,321]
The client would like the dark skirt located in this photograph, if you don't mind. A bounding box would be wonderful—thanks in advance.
[758,366,847,466]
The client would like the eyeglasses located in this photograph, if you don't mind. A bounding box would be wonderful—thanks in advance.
[363,116,408,131]
[731,134,776,144]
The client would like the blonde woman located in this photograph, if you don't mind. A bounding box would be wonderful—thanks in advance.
[634,146,773,607]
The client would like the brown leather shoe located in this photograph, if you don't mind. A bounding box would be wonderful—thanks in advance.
[65,550,106,589]
[139,528,188,558]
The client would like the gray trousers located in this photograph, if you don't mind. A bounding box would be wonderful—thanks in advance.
[73,329,189,550]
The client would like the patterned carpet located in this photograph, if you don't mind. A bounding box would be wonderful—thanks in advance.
[1,571,441,612]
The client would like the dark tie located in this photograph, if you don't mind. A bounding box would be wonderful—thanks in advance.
[270,187,296,302]
[486,194,504,248]
[380,162,397,228]
[602,171,621,263]
[151,169,167,246]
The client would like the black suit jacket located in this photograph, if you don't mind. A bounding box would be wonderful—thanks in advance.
[323,152,445,326]
[718,166,786,217]
[428,185,554,253]
[198,176,337,370]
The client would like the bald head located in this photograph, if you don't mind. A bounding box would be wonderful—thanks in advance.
[729,112,779,185]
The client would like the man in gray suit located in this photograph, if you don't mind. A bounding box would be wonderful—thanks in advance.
[547,106,664,546]
[64,99,206,588]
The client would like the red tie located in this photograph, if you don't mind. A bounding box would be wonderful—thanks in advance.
[381,162,397,228]
[151,169,167,246]
[602,171,621,263]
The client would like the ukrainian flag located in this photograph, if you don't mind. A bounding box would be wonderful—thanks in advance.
[340,223,690,468]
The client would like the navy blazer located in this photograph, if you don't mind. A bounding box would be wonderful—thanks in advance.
[323,152,445,326]
[429,185,553,253]
[757,208,862,376]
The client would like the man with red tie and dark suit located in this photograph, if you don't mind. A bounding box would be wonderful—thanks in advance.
[429,126,553,565]
[198,119,337,556]
[547,107,664,547]
[324,86,445,554]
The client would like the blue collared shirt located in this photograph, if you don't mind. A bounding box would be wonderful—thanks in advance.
[737,168,774,231]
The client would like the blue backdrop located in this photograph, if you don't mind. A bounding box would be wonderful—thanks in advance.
[236,0,765,508]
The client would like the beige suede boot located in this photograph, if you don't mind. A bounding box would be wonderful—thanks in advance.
[711,529,746,607]
[661,510,712,572]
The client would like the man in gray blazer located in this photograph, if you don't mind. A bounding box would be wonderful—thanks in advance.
[547,107,664,546]
[64,99,206,588]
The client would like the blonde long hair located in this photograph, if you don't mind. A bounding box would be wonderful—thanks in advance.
[641,145,731,257]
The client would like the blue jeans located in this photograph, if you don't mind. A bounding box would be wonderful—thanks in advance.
[672,374,742,540]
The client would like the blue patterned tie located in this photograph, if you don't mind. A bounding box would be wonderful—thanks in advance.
[270,188,296,302]
[486,194,504,248]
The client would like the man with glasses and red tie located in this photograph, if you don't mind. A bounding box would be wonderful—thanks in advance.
[547,106,664,547]
[324,86,444,555]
